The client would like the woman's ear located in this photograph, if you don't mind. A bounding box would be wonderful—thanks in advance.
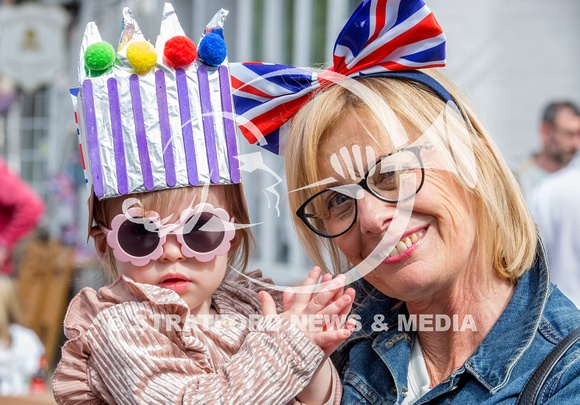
[90,226,109,262]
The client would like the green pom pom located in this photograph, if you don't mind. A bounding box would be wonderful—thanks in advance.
[84,42,115,76]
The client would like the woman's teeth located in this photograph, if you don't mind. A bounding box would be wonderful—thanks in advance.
[388,230,425,257]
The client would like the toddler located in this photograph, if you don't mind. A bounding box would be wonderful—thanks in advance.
[52,5,354,405]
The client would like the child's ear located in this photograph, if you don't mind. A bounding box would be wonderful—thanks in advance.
[228,226,243,258]
[90,226,109,262]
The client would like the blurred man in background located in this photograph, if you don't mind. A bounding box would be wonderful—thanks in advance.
[514,101,580,200]
[528,152,580,308]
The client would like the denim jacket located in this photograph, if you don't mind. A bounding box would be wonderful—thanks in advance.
[334,241,580,404]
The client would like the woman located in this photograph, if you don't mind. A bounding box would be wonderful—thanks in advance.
[232,0,580,403]
[286,69,580,404]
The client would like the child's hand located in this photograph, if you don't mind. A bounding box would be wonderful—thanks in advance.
[259,266,356,357]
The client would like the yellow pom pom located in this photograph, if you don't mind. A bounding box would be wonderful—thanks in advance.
[126,41,157,72]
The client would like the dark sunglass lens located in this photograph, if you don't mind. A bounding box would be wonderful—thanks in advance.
[118,219,159,257]
[183,213,225,253]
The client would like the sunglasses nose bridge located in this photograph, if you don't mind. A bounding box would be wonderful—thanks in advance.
[159,221,181,237]
[158,233,187,262]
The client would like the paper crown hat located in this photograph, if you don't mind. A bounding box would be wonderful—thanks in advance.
[71,3,240,204]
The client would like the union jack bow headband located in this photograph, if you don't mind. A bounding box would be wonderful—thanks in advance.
[230,0,449,155]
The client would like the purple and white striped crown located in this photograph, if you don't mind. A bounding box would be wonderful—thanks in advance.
[71,3,240,201]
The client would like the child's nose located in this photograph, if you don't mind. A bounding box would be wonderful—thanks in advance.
[159,234,186,262]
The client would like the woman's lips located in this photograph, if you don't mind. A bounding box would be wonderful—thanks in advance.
[158,273,191,294]
[382,226,428,264]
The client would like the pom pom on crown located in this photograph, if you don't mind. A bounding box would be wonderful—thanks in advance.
[198,33,227,67]
[84,42,115,76]
[164,36,197,69]
[126,40,157,72]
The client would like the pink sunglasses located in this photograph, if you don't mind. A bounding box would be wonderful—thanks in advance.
[99,203,236,266]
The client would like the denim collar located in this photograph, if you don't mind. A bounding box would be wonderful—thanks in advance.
[342,237,550,394]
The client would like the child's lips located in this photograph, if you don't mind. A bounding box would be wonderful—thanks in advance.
[158,273,191,294]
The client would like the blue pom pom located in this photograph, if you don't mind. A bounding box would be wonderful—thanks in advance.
[198,33,227,67]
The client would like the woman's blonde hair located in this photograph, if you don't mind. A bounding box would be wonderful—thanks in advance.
[286,69,537,284]
[93,184,254,281]
[0,275,23,346]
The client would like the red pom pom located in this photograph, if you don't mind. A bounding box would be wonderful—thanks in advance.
[164,36,197,69]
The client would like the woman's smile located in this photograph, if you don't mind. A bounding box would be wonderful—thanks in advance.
[382,226,428,264]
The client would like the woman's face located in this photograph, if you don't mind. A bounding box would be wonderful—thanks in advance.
[316,111,479,302]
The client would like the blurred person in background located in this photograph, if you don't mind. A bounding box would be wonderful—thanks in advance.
[0,275,45,396]
[528,152,580,309]
[0,156,45,275]
[513,101,580,200]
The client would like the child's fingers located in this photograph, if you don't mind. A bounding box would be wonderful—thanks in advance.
[315,288,355,332]
[314,272,333,294]
[319,319,357,356]
[340,288,356,310]
[292,266,322,307]
[258,291,278,317]
[312,327,354,354]
[315,289,353,324]
[326,278,345,303]
[344,287,356,301]
[306,274,346,313]
[336,288,356,318]
[282,287,295,312]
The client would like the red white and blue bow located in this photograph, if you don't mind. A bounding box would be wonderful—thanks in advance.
[230,0,446,155]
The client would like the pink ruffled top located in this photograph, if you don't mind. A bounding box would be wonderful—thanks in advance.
[52,270,340,404]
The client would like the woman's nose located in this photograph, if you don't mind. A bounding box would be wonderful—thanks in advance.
[159,234,186,262]
[355,191,394,234]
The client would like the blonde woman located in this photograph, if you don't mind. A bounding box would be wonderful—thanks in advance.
[232,0,580,403]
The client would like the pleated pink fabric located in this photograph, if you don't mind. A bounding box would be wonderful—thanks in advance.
[52,270,341,404]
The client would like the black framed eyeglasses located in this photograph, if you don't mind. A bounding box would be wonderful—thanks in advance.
[296,142,432,238]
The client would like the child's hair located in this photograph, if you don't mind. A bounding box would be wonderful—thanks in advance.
[93,184,254,281]
[0,275,24,346]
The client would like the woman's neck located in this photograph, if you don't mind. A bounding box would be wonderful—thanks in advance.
[406,268,515,387]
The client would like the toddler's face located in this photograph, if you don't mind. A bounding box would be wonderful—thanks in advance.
[106,187,233,316]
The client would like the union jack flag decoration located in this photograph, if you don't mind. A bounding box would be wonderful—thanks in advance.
[230,0,446,155]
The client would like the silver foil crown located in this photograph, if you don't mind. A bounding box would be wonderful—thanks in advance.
[71,3,240,200]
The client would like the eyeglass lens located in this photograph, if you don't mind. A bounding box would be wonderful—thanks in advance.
[302,148,423,237]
